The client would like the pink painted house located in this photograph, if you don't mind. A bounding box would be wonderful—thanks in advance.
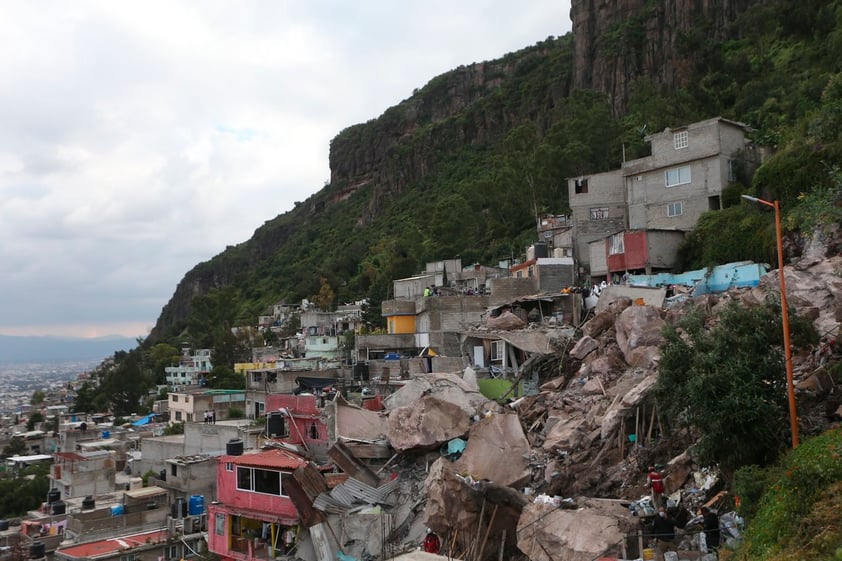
[264,394,329,455]
[207,448,307,561]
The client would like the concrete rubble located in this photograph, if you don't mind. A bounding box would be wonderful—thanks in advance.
[302,251,842,560]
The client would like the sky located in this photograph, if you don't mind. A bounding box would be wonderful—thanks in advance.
[0,1,572,339]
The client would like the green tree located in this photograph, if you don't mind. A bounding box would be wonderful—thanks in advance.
[655,297,817,472]
[312,276,336,311]
[1,436,26,458]
[26,412,44,431]
[206,365,245,390]
[30,389,45,406]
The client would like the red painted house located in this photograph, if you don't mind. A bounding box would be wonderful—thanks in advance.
[605,229,685,278]
[207,448,306,561]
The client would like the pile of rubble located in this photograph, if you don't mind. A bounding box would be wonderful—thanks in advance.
[289,250,842,561]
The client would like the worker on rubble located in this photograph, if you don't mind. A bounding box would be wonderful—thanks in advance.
[647,466,665,507]
[700,506,720,552]
[422,529,441,553]
[651,506,678,561]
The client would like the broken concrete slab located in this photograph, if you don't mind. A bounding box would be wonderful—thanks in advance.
[517,498,634,561]
[453,413,531,488]
[334,394,389,442]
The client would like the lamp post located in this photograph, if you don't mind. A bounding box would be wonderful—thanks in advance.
[741,195,799,448]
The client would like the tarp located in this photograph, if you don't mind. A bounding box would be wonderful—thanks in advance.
[131,413,157,426]
[294,377,338,394]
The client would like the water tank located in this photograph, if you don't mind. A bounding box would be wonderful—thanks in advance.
[47,488,60,505]
[158,469,167,482]
[172,497,187,519]
[0,520,8,531]
[266,412,284,438]
[533,242,549,259]
[188,495,204,516]
[50,500,66,515]
[226,438,244,456]
[110,504,123,516]
[81,496,95,510]
[29,541,45,560]
[353,362,369,381]
[101,430,110,439]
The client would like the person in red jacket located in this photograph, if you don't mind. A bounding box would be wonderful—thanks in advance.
[422,529,441,553]
[647,466,665,508]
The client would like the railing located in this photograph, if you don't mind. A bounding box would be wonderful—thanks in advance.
[623,528,722,560]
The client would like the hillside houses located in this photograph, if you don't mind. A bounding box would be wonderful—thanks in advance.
[569,117,762,281]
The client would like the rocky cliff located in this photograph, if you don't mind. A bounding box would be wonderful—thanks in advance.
[571,0,758,115]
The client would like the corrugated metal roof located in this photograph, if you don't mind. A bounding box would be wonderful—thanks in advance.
[55,528,169,560]
[313,476,399,513]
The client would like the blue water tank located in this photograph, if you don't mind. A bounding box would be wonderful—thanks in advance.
[110,504,123,516]
[101,430,110,439]
[188,495,204,515]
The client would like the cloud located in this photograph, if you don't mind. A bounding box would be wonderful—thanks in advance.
[0,0,572,337]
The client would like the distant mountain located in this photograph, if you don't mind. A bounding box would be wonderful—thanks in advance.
[0,335,138,364]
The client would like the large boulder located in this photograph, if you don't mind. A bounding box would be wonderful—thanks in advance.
[387,395,471,451]
[614,305,664,365]
[454,413,532,488]
[384,372,494,416]
[517,499,634,561]
[570,335,599,360]
[542,416,587,452]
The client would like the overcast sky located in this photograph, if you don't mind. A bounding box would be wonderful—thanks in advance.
[0,1,572,339]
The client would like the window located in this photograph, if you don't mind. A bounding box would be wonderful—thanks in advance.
[225,462,233,471]
[609,233,625,255]
[172,395,179,402]
[171,463,177,477]
[665,166,691,187]
[589,207,609,220]
[175,411,182,421]
[574,177,588,194]
[253,372,262,383]
[673,130,688,149]
[668,202,683,217]
[236,467,288,496]
[215,513,225,536]
[166,545,179,560]
[728,159,737,182]
[491,341,504,362]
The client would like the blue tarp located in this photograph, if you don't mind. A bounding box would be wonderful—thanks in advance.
[131,413,157,426]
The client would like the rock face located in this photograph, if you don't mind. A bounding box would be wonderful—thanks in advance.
[570,0,757,114]
[387,396,472,451]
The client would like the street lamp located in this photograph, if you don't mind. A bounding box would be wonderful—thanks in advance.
[741,195,799,448]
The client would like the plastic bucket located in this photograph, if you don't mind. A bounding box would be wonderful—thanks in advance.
[641,548,654,560]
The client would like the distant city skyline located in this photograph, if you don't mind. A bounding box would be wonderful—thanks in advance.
[0,2,572,338]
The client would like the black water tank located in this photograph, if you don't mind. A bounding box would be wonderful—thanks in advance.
[353,362,369,381]
[51,500,66,515]
[82,496,95,510]
[47,488,60,504]
[29,541,45,560]
[266,412,284,437]
[226,438,244,456]
[171,497,187,519]
[159,469,167,482]
[0,519,8,531]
